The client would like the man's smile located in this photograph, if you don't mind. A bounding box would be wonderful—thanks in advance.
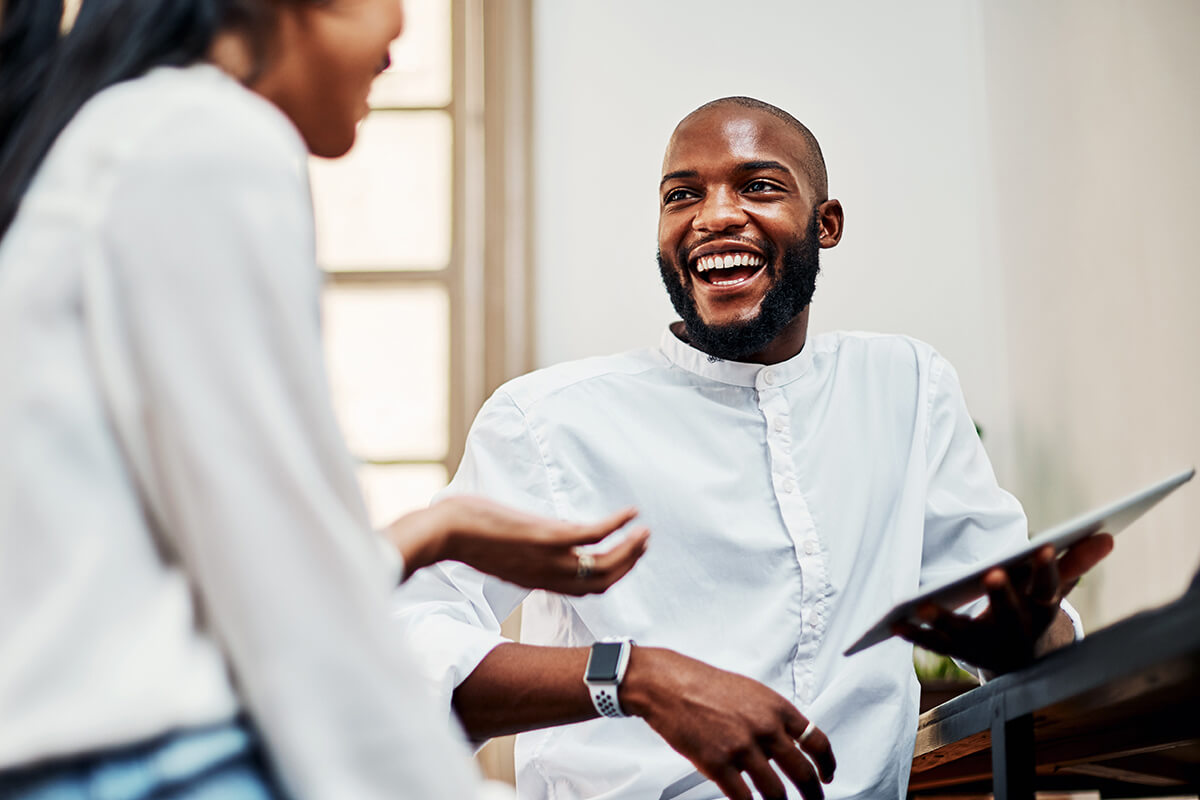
[687,244,768,289]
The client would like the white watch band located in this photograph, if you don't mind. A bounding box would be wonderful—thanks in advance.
[584,638,634,718]
[588,682,624,718]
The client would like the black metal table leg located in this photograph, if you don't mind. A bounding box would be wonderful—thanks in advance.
[991,698,1035,800]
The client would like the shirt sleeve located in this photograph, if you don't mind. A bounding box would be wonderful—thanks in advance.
[392,390,553,716]
[96,111,484,799]
[920,353,1081,679]
[920,353,1030,586]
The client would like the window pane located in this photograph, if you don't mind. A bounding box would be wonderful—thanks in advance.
[357,463,448,528]
[323,285,449,460]
[369,0,452,108]
[310,112,452,271]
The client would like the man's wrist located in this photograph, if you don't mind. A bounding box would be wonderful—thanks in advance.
[584,639,635,717]
[1033,606,1077,658]
[614,644,662,718]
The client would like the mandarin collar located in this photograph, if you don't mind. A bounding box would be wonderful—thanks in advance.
[659,323,815,389]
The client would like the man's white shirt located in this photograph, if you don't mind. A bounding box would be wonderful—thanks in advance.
[394,327,1073,800]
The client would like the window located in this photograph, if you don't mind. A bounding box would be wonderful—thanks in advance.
[314,0,532,528]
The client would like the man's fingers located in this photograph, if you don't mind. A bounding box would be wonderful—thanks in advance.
[918,603,977,638]
[1057,533,1114,585]
[770,741,825,799]
[710,765,754,800]
[1029,544,1061,606]
[784,712,835,782]
[739,751,787,800]
[984,568,1025,634]
[770,739,826,798]
[893,618,956,656]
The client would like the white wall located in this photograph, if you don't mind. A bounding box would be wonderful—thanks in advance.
[530,0,1200,626]
[532,0,1015,470]
[979,0,1200,625]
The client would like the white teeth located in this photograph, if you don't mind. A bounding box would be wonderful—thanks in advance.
[694,252,763,273]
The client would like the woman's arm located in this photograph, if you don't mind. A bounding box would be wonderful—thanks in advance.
[100,95,484,800]
[386,496,647,593]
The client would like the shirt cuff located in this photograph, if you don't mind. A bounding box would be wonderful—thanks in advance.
[1060,597,1085,639]
[390,611,511,716]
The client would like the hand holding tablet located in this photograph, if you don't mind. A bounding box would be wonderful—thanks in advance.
[844,468,1195,668]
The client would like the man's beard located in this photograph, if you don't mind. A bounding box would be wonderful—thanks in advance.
[657,213,821,361]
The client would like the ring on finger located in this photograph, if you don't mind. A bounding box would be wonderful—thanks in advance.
[798,720,817,744]
[575,549,595,579]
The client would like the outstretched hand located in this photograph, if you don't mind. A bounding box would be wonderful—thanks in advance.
[895,533,1113,675]
[621,647,836,800]
[386,496,649,596]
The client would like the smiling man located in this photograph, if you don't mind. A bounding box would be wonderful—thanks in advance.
[392,97,1105,800]
[656,97,836,366]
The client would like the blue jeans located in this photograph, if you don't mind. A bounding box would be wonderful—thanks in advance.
[0,717,285,800]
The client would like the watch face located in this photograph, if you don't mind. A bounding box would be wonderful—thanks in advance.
[586,642,623,682]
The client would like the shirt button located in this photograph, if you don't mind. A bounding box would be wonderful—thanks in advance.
[762,370,776,386]
[782,478,796,494]
[816,600,827,613]
[803,540,817,555]
[773,417,787,433]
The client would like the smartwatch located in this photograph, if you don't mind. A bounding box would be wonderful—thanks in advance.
[584,638,634,718]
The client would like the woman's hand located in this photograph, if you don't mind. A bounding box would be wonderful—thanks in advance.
[384,496,649,596]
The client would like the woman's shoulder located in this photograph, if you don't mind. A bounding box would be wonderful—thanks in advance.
[52,64,306,188]
[27,64,309,230]
[118,64,299,158]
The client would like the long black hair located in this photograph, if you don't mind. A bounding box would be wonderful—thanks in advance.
[0,0,271,240]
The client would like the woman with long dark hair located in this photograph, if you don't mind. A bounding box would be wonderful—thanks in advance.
[0,1,648,797]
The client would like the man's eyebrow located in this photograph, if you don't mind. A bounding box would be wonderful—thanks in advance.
[736,160,792,174]
[660,169,698,187]
[659,161,794,188]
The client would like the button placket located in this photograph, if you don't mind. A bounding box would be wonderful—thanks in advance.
[756,384,820,663]
[757,378,829,706]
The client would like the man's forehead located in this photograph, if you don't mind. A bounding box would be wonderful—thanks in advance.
[662,106,807,176]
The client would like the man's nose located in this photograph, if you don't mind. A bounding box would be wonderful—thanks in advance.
[692,186,748,233]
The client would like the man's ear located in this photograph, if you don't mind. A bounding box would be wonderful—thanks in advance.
[816,199,844,248]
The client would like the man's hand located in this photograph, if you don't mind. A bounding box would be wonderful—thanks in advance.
[895,533,1114,675]
[386,497,649,595]
[620,647,836,800]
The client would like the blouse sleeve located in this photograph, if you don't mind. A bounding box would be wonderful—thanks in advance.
[93,105,487,799]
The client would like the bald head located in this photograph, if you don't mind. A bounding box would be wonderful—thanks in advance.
[674,96,828,202]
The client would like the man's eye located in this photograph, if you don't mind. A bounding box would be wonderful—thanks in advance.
[745,180,777,193]
[663,188,694,204]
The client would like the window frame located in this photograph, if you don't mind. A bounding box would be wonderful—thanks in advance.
[320,0,533,481]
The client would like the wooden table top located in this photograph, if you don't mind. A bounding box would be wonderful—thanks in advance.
[909,588,1200,797]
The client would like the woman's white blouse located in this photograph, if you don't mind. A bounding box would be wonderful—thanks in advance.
[0,65,491,799]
